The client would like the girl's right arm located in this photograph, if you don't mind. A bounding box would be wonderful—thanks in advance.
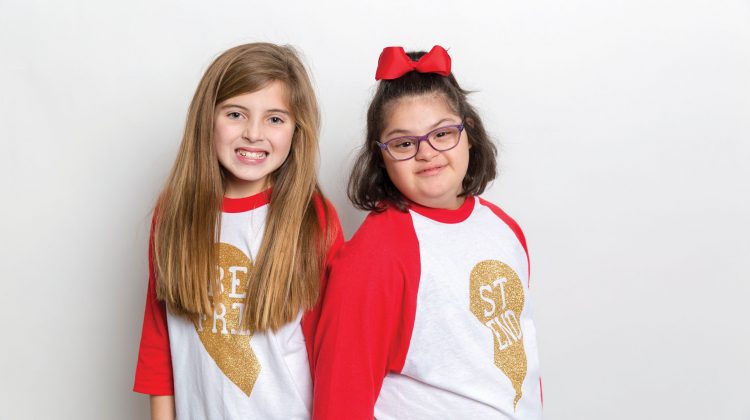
[312,249,402,419]
[150,395,175,420]
[134,221,175,403]
[311,211,420,419]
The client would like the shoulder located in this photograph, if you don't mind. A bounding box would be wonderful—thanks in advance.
[311,194,339,225]
[310,193,344,261]
[477,196,528,253]
[308,192,342,235]
[348,205,415,255]
[323,207,420,323]
[331,206,419,285]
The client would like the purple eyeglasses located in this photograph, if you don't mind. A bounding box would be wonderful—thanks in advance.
[376,124,465,161]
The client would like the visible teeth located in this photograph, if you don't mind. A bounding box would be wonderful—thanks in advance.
[239,151,266,159]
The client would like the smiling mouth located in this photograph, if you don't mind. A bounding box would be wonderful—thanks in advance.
[237,150,268,159]
[418,165,444,175]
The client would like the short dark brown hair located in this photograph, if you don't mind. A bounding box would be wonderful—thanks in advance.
[348,50,498,212]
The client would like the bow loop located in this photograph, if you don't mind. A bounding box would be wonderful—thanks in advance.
[375,45,451,81]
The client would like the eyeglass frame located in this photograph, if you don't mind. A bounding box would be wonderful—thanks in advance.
[376,123,465,161]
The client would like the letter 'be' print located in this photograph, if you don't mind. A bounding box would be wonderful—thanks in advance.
[195,242,261,396]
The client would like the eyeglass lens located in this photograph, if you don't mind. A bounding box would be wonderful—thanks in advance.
[387,126,461,160]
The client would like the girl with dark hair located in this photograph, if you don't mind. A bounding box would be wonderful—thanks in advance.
[312,46,542,419]
[133,43,342,419]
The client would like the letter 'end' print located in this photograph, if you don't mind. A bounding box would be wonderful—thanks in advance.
[469,260,527,410]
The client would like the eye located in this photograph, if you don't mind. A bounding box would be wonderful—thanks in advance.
[227,111,243,120]
[269,116,285,124]
[391,138,415,149]
[431,127,459,143]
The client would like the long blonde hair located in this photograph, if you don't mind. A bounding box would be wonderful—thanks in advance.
[153,43,333,331]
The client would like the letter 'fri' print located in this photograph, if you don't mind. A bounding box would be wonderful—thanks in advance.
[195,242,261,396]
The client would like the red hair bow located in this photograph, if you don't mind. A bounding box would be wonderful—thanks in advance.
[375,45,452,81]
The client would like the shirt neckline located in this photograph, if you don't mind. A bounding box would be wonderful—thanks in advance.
[408,196,475,224]
[222,189,272,213]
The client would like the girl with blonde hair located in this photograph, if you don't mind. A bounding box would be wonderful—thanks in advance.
[134,42,341,419]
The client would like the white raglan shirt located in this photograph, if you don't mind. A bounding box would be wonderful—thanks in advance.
[313,196,542,420]
[135,191,342,420]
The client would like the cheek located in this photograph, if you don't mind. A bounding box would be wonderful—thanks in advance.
[454,142,471,175]
[383,159,411,189]
[213,123,233,148]
[212,133,225,155]
[277,131,294,157]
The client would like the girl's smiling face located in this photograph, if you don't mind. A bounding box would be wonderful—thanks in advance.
[213,80,295,198]
[380,93,470,209]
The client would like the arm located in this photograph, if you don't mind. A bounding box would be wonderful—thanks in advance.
[149,395,175,420]
[133,219,174,396]
[311,252,401,419]
[311,211,420,420]
[302,197,345,376]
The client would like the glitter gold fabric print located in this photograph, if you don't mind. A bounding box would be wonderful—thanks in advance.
[469,260,526,409]
[195,242,261,396]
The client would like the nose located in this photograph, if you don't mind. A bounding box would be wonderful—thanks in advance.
[414,137,438,161]
[242,118,264,142]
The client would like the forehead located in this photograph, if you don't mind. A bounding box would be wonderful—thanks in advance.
[383,93,459,134]
[219,80,291,108]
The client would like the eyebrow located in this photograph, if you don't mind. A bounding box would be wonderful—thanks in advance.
[218,104,291,115]
[383,118,456,139]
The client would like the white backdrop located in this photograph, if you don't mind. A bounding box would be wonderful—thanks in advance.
[1,0,749,419]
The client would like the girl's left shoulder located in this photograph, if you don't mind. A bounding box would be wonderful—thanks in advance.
[310,194,344,261]
[475,197,527,251]
[311,194,338,220]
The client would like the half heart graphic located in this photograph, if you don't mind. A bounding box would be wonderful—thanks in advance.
[196,242,261,396]
[469,260,526,410]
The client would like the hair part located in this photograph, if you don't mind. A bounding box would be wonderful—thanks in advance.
[348,50,498,212]
[154,42,334,332]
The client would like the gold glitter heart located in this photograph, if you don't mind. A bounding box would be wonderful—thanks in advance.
[195,242,261,396]
[469,260,527,409]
